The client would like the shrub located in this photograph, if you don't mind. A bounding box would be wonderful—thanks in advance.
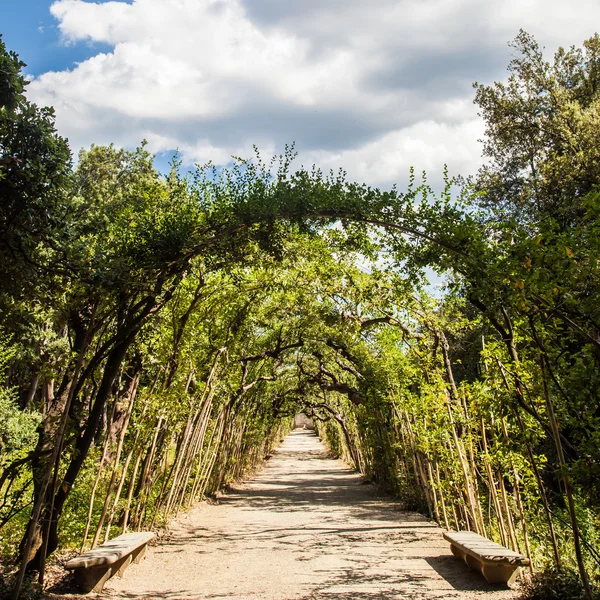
[519,568,600,600]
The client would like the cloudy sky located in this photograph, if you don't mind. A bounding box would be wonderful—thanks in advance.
[4,0,600,187]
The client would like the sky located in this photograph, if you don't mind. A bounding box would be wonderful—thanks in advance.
[3,0,600,187]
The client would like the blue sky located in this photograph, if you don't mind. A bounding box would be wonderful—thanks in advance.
[2,0,171,171]
[2,1,113,76]
[3,0,600,189]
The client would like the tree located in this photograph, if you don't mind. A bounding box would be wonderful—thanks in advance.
[474,30,600,224]
[0,35,71,286]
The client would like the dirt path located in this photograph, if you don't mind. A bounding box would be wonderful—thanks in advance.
[104,430,519,599]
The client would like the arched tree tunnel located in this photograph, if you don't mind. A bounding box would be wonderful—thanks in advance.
[9,157,598,596]
[2,34,600,600]
[5,146,600,600]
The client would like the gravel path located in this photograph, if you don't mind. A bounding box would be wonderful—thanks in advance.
[103,430,519,600]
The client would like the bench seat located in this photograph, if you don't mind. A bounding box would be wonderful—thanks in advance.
[443,530,529,584]
[65,531,154,593]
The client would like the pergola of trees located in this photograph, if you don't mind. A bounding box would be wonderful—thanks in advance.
[1,31,599,600]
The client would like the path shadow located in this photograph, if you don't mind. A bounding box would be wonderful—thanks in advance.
[296,564,452,600]
[424,555,512,592]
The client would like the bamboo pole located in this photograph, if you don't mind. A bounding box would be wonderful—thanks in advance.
[426,458,441,525]
[174,398,214,513]
[538,355,592,600]
[446,402,481,534]
[495,356,561,569]
[91,370,139,547]
[190,407,225,502]
[103,402,148,541]
[196,408,227,499]
[499,418,535,572]
[149,430,178,528]
[79,398,119,552]
[480,415,509,547]
[171,361,223,512]
[132,415,165,527]
[122,446,143,533]
[497,470,519,552]
[433,457,450,529]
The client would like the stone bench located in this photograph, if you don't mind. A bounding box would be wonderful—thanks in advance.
[65,531,155,593]
[443,530,529,584]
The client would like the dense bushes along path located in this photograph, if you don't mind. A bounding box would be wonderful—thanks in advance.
[89,431,517,600]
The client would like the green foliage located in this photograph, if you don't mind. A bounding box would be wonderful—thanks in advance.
[0,35,26,111]
[0,35,71,281]
[0,333,40,464]
[474,30,600,222]
[0,394,40,463]
[1,31,600,599]
[519,568,600,600]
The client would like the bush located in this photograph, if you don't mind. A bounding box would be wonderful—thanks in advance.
[519,568,600,600]
[0,393,40,461]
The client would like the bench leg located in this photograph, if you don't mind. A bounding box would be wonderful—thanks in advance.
[451,544,481,572]
[73,567,112,593]
[464,553,482,572]
[481,564,519,584]
[115,554,133,577]
[131,543,148,564]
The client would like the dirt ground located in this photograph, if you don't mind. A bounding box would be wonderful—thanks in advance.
[70,430,520,599]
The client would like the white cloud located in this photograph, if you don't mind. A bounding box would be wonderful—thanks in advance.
[27,0,600,188]
[302,119,485,188]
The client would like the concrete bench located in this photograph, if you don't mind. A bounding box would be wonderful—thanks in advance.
[443,530,529,584]
[65,531,154,593]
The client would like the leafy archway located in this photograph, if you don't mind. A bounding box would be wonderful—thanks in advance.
[1,32,600,600]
